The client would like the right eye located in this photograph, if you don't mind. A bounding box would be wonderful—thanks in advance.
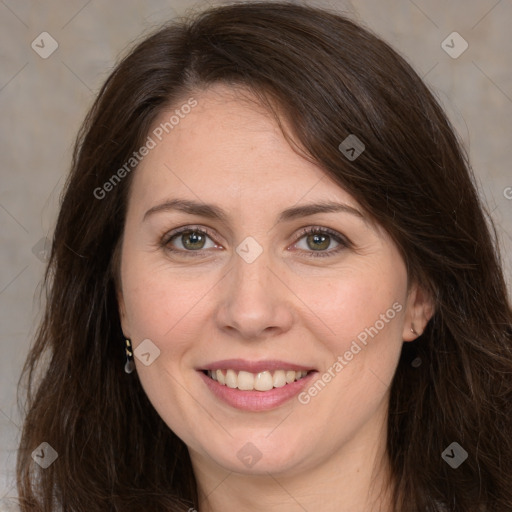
[162,227,222,256]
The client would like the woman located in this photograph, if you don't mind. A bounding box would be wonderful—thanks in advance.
[14,2,512,511]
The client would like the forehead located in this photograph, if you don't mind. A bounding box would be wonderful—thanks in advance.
[129,84,360,214]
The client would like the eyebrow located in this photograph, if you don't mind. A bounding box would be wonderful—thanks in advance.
[143,198,365,224]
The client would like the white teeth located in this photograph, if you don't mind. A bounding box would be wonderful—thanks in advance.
[272,369,287,388]
[206,369,309,391]
[285,370,296,384]
[237,371,254,391]
[225,369,237,389]
[254,371,273,391]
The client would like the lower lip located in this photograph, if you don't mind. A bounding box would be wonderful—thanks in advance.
[198,370,317,411]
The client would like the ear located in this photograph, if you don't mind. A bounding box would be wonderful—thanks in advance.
[116,281,131,339]
[112,239,131,338]
[402,281,435,342]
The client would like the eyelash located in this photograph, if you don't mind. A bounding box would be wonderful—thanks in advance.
[161,225,350,258]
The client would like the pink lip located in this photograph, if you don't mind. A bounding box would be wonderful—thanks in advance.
[198,369,318,412]
[198,358,316,373]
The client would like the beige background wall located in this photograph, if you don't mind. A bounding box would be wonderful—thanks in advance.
[1,0,511,503]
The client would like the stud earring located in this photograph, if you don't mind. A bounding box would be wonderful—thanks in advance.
[124,338,135,374]
[411,325,419,336]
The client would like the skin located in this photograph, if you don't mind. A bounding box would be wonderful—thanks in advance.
[117,83,434,512]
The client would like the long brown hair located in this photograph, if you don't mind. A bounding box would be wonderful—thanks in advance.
[16,2,512,510]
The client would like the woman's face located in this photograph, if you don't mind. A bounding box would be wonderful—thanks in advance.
[118,84,432,479]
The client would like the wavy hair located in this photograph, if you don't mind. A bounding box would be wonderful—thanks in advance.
[16,2,512,511]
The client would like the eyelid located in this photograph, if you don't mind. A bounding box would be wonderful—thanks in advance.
[161,224,218,244]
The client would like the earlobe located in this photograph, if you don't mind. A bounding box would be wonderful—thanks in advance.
[402,283,435,342]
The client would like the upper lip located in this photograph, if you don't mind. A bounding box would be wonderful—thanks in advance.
[199,359,316,373]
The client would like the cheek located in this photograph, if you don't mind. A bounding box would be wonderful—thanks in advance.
[119,259,206,424]
[294,266,406,345]
[121,253,206,342]
[293,264,406,402]
[289,277,404,462]
[122,249,407,361]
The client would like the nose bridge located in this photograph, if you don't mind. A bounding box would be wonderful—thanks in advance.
[232,238,273,304]
[215,236,292,338]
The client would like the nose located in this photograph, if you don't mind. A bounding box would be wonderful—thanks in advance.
[214,246,294,341]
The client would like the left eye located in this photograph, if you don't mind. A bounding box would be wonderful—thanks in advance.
[292,227,348,257]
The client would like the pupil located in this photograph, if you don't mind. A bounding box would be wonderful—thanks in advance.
[309,234,329,251]
[184,231,204,249]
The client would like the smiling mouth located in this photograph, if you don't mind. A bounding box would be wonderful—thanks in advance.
[202,369,312,391]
